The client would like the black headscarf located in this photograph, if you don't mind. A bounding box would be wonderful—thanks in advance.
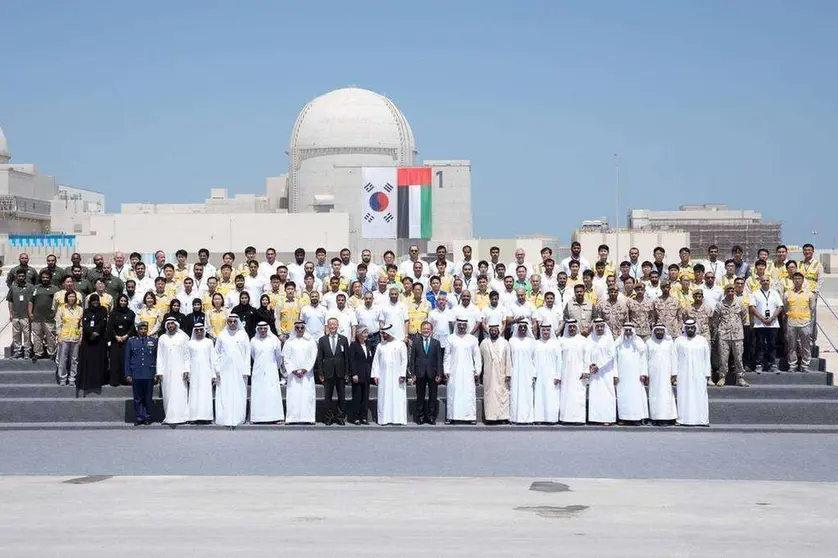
[247,294,276,337]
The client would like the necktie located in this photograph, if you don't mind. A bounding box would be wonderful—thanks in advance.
[424,338,429,354]
[331,335,336,354]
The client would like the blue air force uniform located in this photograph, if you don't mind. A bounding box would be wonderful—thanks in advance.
[124,333,158,423]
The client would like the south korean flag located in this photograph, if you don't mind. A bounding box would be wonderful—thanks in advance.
[361,167,397,239]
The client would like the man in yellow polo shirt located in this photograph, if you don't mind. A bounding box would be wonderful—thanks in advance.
[784,272,815,372]
[406,283,431,336]
[799,243,822,342]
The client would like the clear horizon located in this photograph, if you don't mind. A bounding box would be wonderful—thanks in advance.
[1,1,836,247]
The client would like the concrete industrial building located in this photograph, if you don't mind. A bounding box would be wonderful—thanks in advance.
[572,218,690,265]
[628,204,782,258]
[3,87,473,261]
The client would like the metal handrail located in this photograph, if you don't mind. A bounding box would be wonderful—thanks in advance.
[816,293,838,354]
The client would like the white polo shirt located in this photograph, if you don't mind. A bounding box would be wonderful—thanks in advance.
[749,288,783,328]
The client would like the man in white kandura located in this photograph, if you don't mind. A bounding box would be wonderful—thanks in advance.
[646,323,678,425]
[282,320,318,424]
[675,318,711,426]
[533,323,562,424]
[587,318,617,425]
[186,322,218,423]
[156,317,190,425]
[444,318,482,424]
[559,319,589,424]
[615,321,649,425]
[508,322,537,424]
[250,321,285,424]
[371,324,408,426]
[215,313,251,427]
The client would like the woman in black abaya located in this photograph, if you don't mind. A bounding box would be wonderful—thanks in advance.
[107,293,136,387]
[77,293,109,392]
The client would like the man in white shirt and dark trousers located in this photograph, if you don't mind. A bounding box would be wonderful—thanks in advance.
[749,276,784,372]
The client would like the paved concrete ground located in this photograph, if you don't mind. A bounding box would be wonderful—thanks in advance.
[3,430,838,481]
[1,476,835,557]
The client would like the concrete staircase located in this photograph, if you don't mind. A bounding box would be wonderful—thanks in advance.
[0,358,835,426]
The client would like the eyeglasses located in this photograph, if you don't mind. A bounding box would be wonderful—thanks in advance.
[294,326,305,330]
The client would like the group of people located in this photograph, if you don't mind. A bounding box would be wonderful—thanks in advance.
[2,240,822,426]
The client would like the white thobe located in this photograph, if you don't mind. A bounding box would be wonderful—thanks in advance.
[533,338,562,423]
[399,259,429,279]
[615,336,650,421]
[370,340,408,425]
[380,302,408,340]
[215,328,250,426]
[560,335,590,424]
[250,335,285,423]
[282,336,318,423]
[176,289,200,311]
[508,336,537,424]
[286,263,306,286]
[453,304,481,334]
[675,335,711,425]
[300,304,327,340]
[225,289,246,309]
[258,260,282,281]
[244,275,268,308]
[646,337,678,420]
[326,308,356,339]
[186,337,217,422]
[588,334,617,423]
[428,308,454,349]
[481,305,509,332]
[535,305,561,334]
[322,290,349,311]
[156,330,190,424]
[133,276,155,298]
[444,334,482,421]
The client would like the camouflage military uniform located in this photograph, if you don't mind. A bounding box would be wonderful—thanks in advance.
[678,304,713,341]
[627,297,655,340]
[595,298,629,338]
[713,299,747,379]
[653,296,682,339]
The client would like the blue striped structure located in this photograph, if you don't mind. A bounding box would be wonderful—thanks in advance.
[7,234,77,248]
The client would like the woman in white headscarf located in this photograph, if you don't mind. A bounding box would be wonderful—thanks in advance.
[250,320,285,423]
[614,321,649,425]
[215,313,250,427]
[186,321,218,423]
[587,318,617,425]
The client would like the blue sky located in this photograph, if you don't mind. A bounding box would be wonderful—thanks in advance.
[2,1,836,246]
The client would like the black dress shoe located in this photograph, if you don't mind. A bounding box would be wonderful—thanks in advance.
[143,419,152,425]
[429,419,436,425]
[336,417,346,426]
[361,419,369,425]
[134,421,143,426]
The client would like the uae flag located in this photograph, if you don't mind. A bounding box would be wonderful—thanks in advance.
[397,167,433,239]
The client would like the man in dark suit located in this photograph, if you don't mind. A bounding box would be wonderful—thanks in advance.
[411,320,444,424]
[315,317,351,425]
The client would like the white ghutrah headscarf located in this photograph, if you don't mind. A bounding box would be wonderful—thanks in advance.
[589,317,612,343]
[616,320,645,350]
[562,318,579,339]
[254,320,280,343]
[650,322,672,343]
